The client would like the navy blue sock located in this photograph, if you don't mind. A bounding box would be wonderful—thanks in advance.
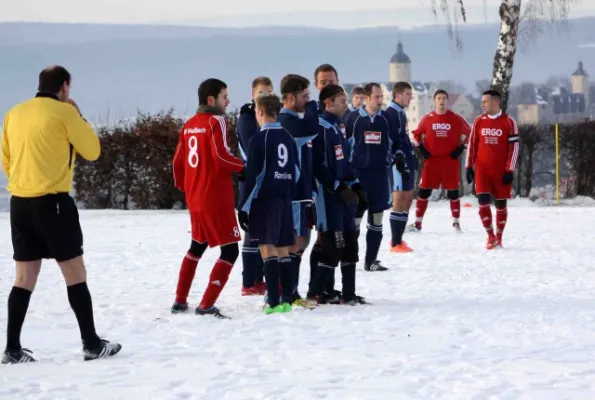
[365,223,383,265]
[280,256,294,304]
[390,212,409,246]
[308,244,321,297]
[241,238,261,288]
[314,262,335,296]
[263,257,280,307]
[340,262,356,299]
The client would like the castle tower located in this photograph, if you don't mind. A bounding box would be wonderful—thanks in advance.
[389,41,411,83]
[571,61,589,105]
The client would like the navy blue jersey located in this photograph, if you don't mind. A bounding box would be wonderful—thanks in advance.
[277,107,318,202]
[313,111,354,191]
[345,107,400,170]
[240,122,300,213]
[343,104,359,120]
[236,102,259,161]
[385,101,415,157]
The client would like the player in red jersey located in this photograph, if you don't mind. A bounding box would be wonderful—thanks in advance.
[410,89,471,232]
[170,78,245,318]
[465,89,519,249]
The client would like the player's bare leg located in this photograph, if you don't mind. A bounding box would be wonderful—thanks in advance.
[477,193,499,249]
[172,240,208,313]
[3,260,41,364]
[195,243,239,319]
[494,199,508,246]
[447,189,462,231]
[390,190,414,253]
[260,245,292,314]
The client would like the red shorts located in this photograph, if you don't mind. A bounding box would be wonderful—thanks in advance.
[189,209,241,248]
[475,167,512,199]
[419,157,460,190]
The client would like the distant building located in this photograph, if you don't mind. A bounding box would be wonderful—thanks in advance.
[343,41,474,130]
[517,61,592,125]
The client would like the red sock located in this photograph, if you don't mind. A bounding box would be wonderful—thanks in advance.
[199,259,234,310]
[450,199,461,222]
[496,207,508,239]
[175,252,200,304]
[478,204,494,235]
[415,198,429,228]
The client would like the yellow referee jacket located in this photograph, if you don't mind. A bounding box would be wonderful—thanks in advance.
[1,94,100,197]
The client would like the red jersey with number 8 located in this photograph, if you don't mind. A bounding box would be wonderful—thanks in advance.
[173,112,244,212]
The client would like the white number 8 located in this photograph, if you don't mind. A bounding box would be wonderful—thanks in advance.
[277,143,288,167]
[188,136,199,168]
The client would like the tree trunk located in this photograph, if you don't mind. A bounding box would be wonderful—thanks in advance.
[490,0,522,113]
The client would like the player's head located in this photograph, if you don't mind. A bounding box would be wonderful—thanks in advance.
[251,76,273,100]
[319,84,347,117]
[254,92,281,127]
[351,86,365,109]
[481,89,502,115]
[314,64,339,90]
[39,65,71,101]
[364,83,384,114]
[392,82,413,108]
[434,89,449,114]
[198,78,229,113]
[280,74,311,113]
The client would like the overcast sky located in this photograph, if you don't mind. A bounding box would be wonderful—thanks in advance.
[2,0,594,28]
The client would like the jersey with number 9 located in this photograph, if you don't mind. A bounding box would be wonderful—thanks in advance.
[238,122,300,212]
[172,112,244,212]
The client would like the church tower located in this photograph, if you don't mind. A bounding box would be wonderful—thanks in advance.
[389,41,411,83]
[571,61,589,105]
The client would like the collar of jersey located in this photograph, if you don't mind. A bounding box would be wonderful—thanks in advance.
[390,101,404,112]
[348,104,358,112]
[359,107,382,118]
[261,122,282,130]
[280,108,299,116]
[320,111,339,125]
[487,110,503,119]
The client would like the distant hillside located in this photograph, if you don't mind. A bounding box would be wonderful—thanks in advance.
[1,18,595,122]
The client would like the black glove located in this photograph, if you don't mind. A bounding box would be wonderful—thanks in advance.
[238,211,249,231]
[466,168,474,184]
[394,152,406,173]
[502,171,514,185]
[351,183,368,218]
[450,144,466,160]
[334,182,358,206]
[236,169,247,182]
[418,144,431,159]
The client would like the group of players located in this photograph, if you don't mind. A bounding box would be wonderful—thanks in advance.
[170,64,520,318]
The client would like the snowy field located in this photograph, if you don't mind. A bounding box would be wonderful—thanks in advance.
[1,198,595,399]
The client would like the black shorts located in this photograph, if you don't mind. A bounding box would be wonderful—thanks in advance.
[10,193,84,262]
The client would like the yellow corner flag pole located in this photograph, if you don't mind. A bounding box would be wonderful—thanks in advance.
[555,123,560,205]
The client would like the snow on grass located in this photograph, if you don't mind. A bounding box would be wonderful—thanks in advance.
[0,201,594,399]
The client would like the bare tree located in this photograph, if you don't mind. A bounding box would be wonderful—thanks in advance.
[429,0,575,113]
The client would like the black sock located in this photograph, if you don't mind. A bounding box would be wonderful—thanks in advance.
[308,245,321,297]
[289,253,302,297]
[67,282,101,349]
[365,223,383,265]
[241,241,261,287]
[263,257,280,307]
[340,262,356,299]
[391,212,409,246]
[279,257,294,304]
[314,262,335,296]
[6,287,32,351]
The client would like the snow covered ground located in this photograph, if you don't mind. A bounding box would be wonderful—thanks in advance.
[1,199,595,399]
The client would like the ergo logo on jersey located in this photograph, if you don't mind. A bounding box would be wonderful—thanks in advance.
[481,128,503,136]
[432,123,451,130]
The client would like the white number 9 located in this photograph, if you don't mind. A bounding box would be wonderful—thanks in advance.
[277,143,288,167]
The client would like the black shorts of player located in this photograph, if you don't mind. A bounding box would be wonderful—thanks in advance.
[248,197,295,248]
[10,193,84,262]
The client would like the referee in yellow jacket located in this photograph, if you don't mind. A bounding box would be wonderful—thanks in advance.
[1,66,122,364]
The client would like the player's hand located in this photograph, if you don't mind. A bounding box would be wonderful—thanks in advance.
[335,183,358,206]
[238,211,249,231]
[502,171,514,185]
[418,144,431,159]
[236,169,247,182]
[466,168,474,184]
[393,152,406,173]
[450,144,465,160]
[402,169,411,182]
